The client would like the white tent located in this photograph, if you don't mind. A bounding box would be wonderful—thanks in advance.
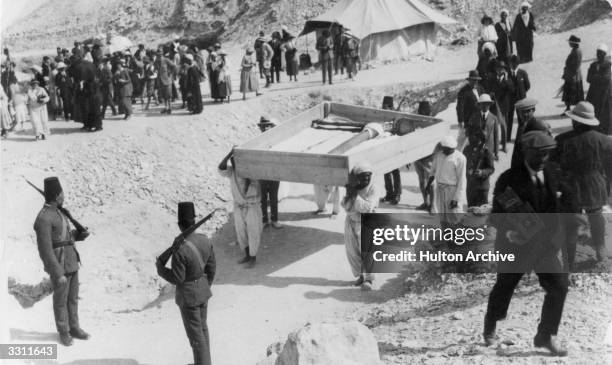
[300,0,457,62]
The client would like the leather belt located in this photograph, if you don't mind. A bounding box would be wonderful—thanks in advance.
[52,240,74,249]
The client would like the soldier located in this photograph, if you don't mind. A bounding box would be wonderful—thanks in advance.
[156,202,216,365]
[33,177,90,346]
[484,131,569,356]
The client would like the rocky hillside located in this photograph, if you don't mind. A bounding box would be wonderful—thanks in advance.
[3,0,611,52]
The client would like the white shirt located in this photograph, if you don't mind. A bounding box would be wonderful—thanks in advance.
[432,150,467,202]
[521,12,530,27]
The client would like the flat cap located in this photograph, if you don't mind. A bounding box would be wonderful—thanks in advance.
[514,97,537,111]
[521,130,556,150]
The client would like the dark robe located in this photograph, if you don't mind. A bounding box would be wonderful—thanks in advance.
[562,47,584,106]
[494,21,513,62]
[512,11,536,63]
[185,65,203,114]
[586,58,612,135]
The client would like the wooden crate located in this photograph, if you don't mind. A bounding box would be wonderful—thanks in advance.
[233,102,453,186]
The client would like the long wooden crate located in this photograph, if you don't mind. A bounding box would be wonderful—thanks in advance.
[233,102,453,186]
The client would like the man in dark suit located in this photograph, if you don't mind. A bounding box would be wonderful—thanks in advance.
[484,131,569,356]
[456,70,484,129]
[467,94,499,160]
[507,55,531,141]
[157,202,216,365]
[34,177,90,346]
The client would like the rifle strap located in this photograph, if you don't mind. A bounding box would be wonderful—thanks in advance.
[184,240,205,275]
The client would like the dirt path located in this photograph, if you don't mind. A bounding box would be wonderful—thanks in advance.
[2,19,612,365]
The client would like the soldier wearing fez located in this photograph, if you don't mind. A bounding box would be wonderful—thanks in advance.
[156,202,216,365]
[484,131,569,356]
[33,177,90,346]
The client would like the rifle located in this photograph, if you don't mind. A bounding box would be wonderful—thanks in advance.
[24,178,89,235]
[156,208,221,266]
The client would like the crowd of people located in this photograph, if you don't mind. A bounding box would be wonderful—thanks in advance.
[15,2,612,364]
[0,25,343,140]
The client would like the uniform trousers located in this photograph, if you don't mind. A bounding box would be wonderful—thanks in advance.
[53,271,79,333]
[180,302,211,365]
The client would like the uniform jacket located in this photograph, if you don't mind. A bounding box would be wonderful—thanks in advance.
[490,164,561,272]
[467,111,500,157]
[158,233,216,308]
[551,127,612,209]
[34,204,80,282]
[456,83,483,127]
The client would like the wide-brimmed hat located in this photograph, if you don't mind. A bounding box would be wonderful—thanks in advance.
[440,136,458,149]
[565,101,600,126]
[568,35,581,44]
[477,94,493,104]
[56,62,67,69]
[217,50,227,56]
[467,70,481,80]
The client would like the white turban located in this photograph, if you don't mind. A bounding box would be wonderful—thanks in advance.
[440,136,458,149]
[597,43,609,55]
[521,1,531,8]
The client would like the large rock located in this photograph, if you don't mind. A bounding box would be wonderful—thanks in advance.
[274,322,381,365]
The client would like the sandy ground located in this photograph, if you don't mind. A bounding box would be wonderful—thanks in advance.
[1,19,612,365]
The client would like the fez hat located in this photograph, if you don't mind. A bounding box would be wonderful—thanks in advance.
[467,70,481,80]
[352,162,373,175]
[568,35,581,44]
[382,96,394,109]
[515,97,537,111]
[477,94,493,104]
[440,135,458,149]
[44,177,63,201]
[178,202,196,224]
[565,101,600,126]
[418,100,432,116]
[521,131,556,150]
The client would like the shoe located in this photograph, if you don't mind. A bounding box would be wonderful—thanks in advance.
[483,315,497,347]
[41,134,46,140]
[360,280,373,291]
[237,255,251,264]
[245,256,256,269]
[161,109,167,114]
[390,196,400,205]
[416,203,429,211]
[69,328,90,340]
[59,332,73,346]
[353,275,364,286]
[124,115,131,120]
[379,196,391,203]
[330,212,338,220]
[533,334,568,356]
[271,221,283,229]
